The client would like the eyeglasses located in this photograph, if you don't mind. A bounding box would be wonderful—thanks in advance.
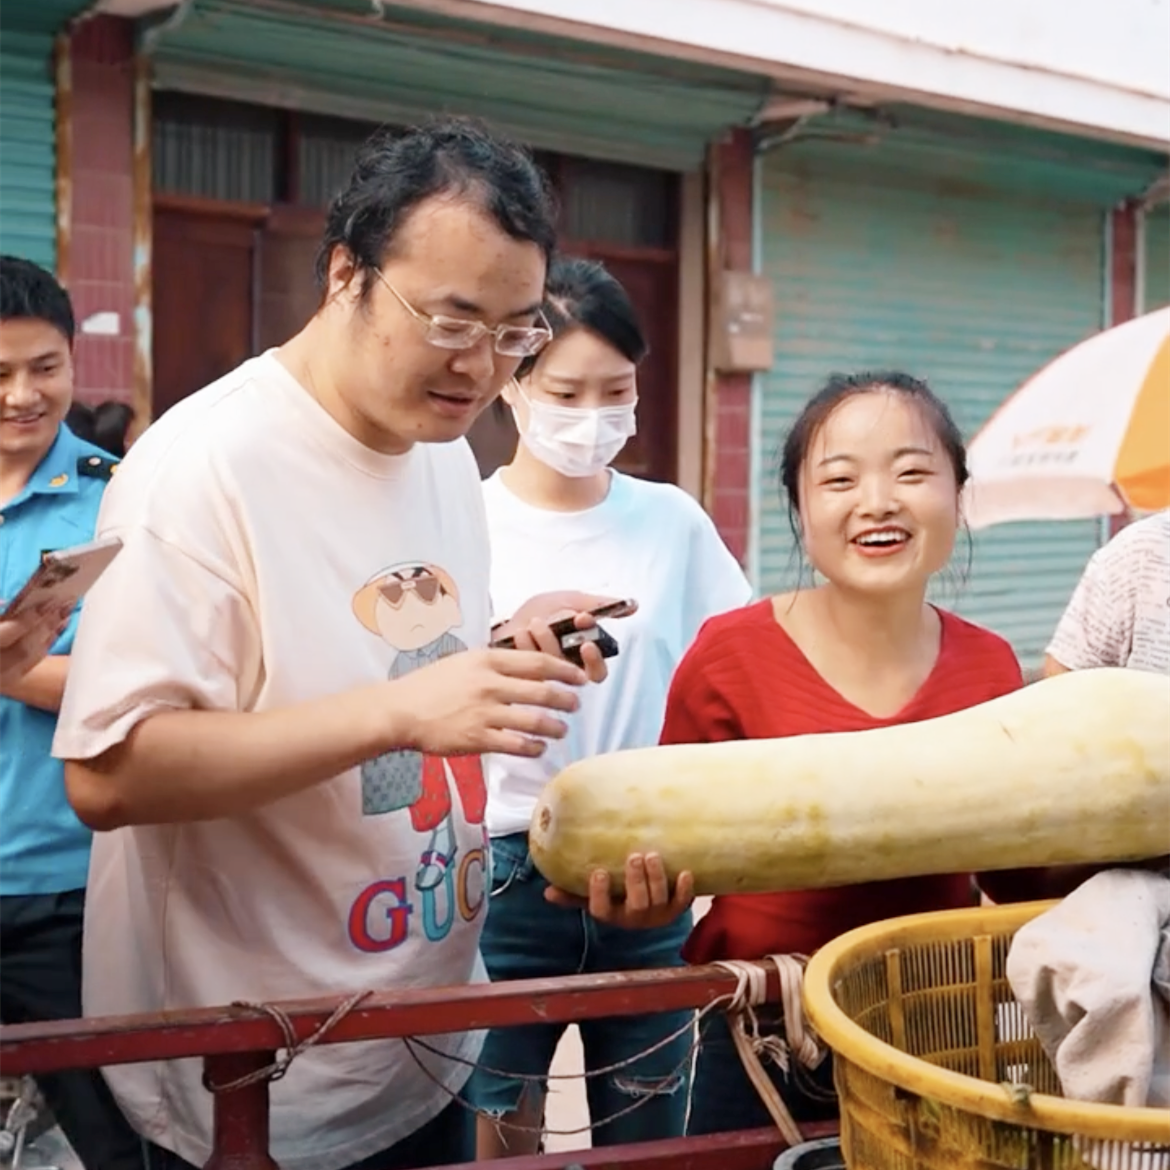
[378,574,444,607]
[377,272,552,358]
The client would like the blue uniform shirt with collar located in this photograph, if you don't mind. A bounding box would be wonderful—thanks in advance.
[0,423,117,895]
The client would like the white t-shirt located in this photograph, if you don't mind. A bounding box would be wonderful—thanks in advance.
[482,469,753,836]
[1047,509,1170,675]
[53,353,492,1170]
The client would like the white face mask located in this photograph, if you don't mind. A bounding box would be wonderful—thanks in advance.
[513,387,637,478]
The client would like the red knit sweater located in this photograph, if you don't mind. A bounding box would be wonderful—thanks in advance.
[660,599,1024,963]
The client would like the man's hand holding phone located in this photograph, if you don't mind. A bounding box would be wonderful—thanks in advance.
[382,593,636,762]
[490,593,637,681]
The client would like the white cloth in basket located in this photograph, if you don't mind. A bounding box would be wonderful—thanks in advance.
[1006,868,1170,1109]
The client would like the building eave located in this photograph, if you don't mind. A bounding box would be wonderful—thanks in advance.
[389,0,1170,152]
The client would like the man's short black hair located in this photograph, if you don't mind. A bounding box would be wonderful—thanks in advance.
[315,116,558,298]
[0,255,75,344]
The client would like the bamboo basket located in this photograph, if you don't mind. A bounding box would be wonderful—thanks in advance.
[802,902,1170,1169]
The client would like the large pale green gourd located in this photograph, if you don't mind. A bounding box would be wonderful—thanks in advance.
[528,668,1170,899]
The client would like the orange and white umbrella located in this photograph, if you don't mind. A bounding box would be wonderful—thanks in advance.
[963,307,1170,529]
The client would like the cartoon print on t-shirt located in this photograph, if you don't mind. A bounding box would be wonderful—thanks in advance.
[353,562,487,891]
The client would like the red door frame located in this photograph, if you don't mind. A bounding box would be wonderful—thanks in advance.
[704,128,754,566]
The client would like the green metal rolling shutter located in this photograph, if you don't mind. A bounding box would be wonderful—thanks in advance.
[754,112,1166,667]
[0,29,58,268]
[144,0,768,170]
[1144,204,1170,311]
[0,2,90,269]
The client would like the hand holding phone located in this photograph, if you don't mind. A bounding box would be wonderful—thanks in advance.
[490,597,636,668]
[0,611,69,686]
[0,536,123,622]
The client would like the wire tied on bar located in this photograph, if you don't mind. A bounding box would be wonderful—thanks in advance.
[402,961,779,1139]
[715,955,827,1148]
[203,990,373,1094]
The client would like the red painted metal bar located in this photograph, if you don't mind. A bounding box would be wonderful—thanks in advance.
[440,1124,840,1170]
[0,963,772,1075]
[0,963,836,1170]
[202,1053,280,1170]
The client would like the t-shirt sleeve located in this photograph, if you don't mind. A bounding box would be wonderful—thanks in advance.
[53,521,259,762]
[681,505,754,639]
[659,623,743,746]
[1046,542,1134,670]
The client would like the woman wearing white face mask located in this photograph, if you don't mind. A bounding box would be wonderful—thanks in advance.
[467,257,753,1157]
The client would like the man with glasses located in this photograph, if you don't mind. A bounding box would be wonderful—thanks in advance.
[52,119,613,1170]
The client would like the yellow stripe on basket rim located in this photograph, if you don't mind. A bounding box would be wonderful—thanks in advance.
[801,901,1170,1143]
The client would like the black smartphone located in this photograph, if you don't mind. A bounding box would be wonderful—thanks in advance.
[555,624,621,668]
[489,598,635,665]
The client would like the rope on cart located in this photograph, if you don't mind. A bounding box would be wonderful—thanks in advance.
[401,1001,700,1140]
[199,960,826,1144]
[202,990,374,1094]
[402,957,825,1142]
[713,955,827,1148]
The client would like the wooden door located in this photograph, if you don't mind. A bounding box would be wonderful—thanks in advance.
[152,197,263,418]
[583,247,678,483]
[466,246,679,483]
[257,206,325,351]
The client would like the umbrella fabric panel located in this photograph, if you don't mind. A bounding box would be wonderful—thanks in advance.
[1115,332,1170,509]
[963,308,1170,524]
[755,146,1105,669]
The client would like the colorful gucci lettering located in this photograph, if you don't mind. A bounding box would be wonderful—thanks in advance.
[456,848,486,922]
[348,847,487,953]
[347,878,412,954]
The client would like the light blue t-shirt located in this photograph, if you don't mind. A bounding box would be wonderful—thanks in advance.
[0,423,116,895]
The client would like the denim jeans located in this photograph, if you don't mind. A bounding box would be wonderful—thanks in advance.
[0,890,147,1169]
[464,832,693,1146]
[686,1007,838,1137]
[142,1097,473,1170]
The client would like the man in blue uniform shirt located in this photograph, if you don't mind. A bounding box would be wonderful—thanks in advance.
[0,255,144,1167]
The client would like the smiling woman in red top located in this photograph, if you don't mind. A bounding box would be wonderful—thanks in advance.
[665,370,1026,1137]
